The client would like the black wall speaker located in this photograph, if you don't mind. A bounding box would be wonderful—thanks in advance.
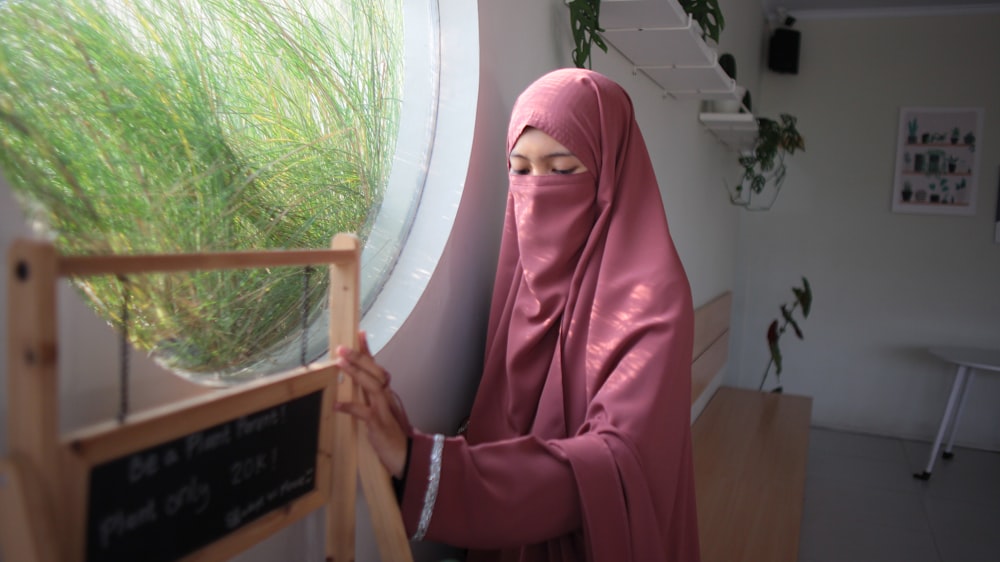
[768,28,801,74]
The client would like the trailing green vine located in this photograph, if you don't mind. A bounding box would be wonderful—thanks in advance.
[568,0,607,69]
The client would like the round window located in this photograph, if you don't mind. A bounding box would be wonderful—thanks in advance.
[0,0,406,382]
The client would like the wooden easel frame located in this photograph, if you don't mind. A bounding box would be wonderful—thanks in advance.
[2,234,412,562]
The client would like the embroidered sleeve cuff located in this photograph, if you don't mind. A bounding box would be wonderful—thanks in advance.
[410,433,444,541]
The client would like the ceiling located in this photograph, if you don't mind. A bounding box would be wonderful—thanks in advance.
[762,0,1000,16]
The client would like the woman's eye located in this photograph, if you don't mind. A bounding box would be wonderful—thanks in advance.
[509,168,529,175]
[553,167,577,175]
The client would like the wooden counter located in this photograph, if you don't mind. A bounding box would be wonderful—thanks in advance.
[692,386,812,562]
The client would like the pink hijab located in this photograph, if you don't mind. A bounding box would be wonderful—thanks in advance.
[465,69,699,561]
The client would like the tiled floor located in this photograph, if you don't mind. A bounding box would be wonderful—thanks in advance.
[798,427,1000,562]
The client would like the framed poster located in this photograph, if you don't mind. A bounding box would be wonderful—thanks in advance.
[891,107,983,215]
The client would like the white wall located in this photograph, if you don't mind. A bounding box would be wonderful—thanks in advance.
[0,0,753,560]
[728,13,1000,450]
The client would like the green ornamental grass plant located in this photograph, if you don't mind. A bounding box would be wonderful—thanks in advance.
[0,0,402,380]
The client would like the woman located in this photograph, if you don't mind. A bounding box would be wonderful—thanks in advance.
[335,68,699,561]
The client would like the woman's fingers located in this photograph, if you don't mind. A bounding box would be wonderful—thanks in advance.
[335,346,387,393]
[332,333,410,478]
[333,396,407,478]
[335,400,373,422]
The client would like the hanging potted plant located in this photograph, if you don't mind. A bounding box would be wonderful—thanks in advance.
[727,114,805,210]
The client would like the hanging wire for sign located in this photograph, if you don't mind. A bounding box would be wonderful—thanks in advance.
[301,265,313,367]
[117,274,130,423]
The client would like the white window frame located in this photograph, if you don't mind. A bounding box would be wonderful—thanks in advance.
[359,0,479,353]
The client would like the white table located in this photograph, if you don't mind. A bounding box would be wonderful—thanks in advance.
[914,346,1000,480]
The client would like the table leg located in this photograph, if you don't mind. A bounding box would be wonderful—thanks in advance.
[914,365,970,480]
[942,368,975,459]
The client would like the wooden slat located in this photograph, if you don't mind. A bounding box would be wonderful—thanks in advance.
[58,248,355,277]
[691,291,731,405]
[328,234,361,562]
[62,362,335,466]
[325,233,413,562]
[0,456,59,562]
[358,429,413,562]
[692,291,731,361]
[7,240,64,558]
[691,330,728,405]
[692,386,812,562]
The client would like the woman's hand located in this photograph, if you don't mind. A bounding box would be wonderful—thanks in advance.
[333,332,411,479]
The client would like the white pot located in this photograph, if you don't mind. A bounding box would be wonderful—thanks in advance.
[711,86,746,114]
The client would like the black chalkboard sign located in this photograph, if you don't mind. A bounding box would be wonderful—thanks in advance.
[84,390,323,562]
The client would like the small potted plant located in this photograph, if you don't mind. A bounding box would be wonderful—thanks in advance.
[927,149,946,174]
[712,53,744,113]
[950,127,960,144]
[964,130,976,151]
[947,155,959,173]
[928,182,940,203]
[955,178,967,201]
[719,52,736,78]
[901,181,913,202]
[907,118,919,144]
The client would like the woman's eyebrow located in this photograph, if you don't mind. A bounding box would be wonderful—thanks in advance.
[509,150,576,159]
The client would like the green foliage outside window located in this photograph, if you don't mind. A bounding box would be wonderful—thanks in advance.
[0,0,403,380]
